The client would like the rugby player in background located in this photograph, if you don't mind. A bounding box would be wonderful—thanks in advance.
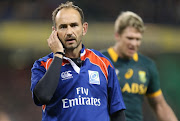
[101,11,178,121]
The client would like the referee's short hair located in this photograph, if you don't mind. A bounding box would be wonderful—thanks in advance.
[52,1,84,27]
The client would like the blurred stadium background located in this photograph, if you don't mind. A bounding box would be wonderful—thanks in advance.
[0,0,179,121]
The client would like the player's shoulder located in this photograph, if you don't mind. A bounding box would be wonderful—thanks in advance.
[138,53,156,65]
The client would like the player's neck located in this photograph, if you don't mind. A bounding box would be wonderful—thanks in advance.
[113,46,131,60]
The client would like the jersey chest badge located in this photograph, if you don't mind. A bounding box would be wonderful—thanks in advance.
[125,68,133,79]
[88,70,100,85]
[138,71,147,83]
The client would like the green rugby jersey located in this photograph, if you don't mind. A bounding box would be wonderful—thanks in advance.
[102,47,162,121]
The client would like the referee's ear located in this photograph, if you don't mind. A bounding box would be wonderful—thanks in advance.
[82,22,88,36]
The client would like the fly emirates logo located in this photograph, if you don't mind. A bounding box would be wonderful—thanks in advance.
[62,87,101,108]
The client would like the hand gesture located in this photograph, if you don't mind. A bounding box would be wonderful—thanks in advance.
[47,30,64,54]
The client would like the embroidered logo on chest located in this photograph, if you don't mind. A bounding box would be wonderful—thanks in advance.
[61,71,73,80]
[88,70,100,85]
[138,71,147,83]
[125,68,133,79]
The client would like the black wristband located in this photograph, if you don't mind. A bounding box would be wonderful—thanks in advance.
[55,52,65,56]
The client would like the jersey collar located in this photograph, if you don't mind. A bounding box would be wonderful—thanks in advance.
[107,47,138,62]
[80,44,86,57]
[62,44,86,74]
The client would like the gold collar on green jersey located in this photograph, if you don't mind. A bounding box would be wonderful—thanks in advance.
[107,47,138,62]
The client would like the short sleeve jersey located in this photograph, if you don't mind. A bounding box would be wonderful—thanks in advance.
[101,47,161,121]
[31,46,126,121]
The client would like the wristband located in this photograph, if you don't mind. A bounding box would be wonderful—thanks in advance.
[55,52,65,56]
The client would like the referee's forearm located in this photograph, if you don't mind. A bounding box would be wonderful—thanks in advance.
[33,56,62,104]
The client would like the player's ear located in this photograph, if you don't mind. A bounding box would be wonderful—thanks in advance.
[82,22,88,36]
[115,32,119,37]
[114,32,120,41]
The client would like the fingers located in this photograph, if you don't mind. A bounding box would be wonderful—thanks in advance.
[47,30,57,47]
[48,30,56,42]
[47,30,64,53]
[47,32,52,48]
[52,30,58,41]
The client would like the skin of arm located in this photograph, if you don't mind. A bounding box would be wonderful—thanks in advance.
[148,94,178,121]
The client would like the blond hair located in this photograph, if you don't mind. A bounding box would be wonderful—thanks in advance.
[114,11,145,34]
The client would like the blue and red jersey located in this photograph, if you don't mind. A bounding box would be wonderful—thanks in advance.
[31,45,125,121]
